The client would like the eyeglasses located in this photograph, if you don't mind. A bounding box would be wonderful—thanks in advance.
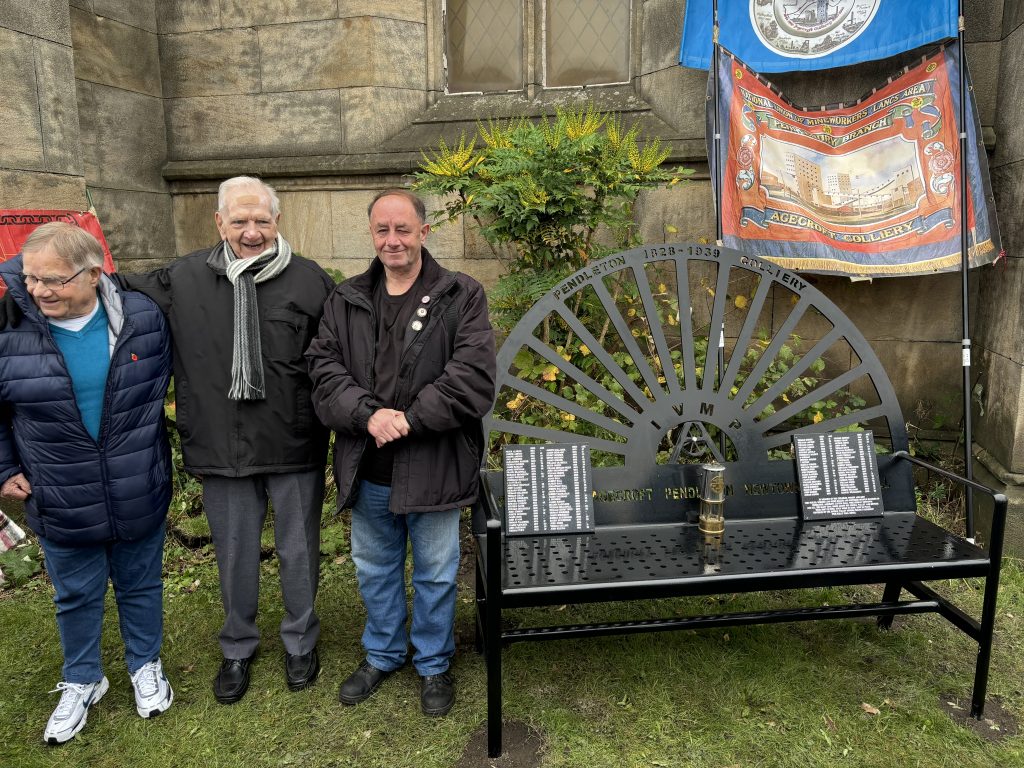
[22,268,87,291]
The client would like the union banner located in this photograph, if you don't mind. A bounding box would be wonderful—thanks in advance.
[0,210,115,271]
[681,0,957,73]
[709,43,1000,277]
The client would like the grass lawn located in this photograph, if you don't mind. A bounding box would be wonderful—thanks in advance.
[2,530,1024,768]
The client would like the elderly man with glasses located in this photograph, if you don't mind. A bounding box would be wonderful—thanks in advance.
[0,222,174,743]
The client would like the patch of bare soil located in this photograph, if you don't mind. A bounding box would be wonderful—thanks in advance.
[455,720,545,768]
[940,695,1019,743]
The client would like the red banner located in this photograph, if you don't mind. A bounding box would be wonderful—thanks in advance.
[0,210,115,271]
[710,44,1000,276]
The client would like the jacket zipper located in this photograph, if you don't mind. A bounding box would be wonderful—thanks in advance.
[97,312,133,538]
[390,273,459,512]
[340,287,377,498]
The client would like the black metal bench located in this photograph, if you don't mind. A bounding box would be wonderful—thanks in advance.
[472,243,1007,758]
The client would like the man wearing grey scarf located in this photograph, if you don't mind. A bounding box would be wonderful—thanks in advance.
[208,233,292,400]
[68,177,334,704]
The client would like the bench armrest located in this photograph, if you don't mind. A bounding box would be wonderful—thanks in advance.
[472,470,504,535]
[891,450,1008,557]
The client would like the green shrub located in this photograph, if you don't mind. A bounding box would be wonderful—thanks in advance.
[415,104,692,283]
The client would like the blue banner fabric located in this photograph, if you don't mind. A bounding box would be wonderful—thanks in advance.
[680,0,958,72]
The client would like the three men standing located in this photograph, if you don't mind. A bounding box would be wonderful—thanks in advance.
[1,182,497,721]
[308,189,496,716]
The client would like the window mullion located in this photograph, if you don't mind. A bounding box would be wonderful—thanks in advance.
[526,0,539,96]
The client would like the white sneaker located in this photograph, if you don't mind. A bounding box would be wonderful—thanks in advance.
[130,659,174,718]
[43,676,109,744]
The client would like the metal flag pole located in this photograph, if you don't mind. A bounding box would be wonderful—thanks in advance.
[957,2,975,541]
[712,0,727,457]
[712,0,723,245]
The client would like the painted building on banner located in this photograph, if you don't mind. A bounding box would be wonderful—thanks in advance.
[1,0,1023,549]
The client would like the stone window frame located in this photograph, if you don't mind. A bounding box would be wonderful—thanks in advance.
[428,0,645,111]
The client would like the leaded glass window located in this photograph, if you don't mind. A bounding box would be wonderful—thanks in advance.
[544,0,631,88]
[445,0,524,93]
[443,1,632,93]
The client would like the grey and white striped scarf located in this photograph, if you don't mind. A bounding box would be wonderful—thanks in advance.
[212,235,292,400]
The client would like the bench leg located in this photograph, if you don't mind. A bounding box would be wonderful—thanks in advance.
[971,630,993,719]
[484,522,504,758]
[486,617,502,758]
[971,561,1003,718]
[877,581,903,630]
[474,557,484,654]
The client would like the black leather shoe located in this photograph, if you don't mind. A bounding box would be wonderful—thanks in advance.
[338,660,394,705]
[285,647,320,691]
[420,671,455,716]
[213,654,256,704]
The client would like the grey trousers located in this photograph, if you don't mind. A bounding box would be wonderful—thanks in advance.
[203,470,324,658]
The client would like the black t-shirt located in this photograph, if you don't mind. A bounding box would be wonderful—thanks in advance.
[359,276,423,486]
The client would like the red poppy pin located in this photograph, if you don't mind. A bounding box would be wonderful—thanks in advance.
[131,353,138,361]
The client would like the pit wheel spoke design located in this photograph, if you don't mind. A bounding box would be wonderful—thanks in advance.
[488,244,907,476]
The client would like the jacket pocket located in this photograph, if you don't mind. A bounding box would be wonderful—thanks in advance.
[293,377,313,433]
[454,427,481,497]
[174,377,192,439]
[263,306,310,365]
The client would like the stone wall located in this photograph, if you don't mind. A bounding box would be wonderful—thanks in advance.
[160,4,428,160]
[973,0,1024,549]
[158,0,433,270]
[157,0,711,281]
[0,1,87,209]
[68,0,172,269]
[0,0,1017,456]
[977,0,1024,472]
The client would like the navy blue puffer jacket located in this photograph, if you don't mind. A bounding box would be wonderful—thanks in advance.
[0,256,172,546]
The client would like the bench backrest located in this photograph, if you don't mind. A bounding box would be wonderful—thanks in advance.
[484,243,915,527]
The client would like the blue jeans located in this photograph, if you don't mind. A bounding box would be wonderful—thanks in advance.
[350,481,460,676]
[40,523,165,684]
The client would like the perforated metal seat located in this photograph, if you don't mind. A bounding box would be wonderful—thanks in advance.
[483,514,987,599]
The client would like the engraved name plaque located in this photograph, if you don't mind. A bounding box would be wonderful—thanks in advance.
[793,431,884,521]
[502,444,595,536]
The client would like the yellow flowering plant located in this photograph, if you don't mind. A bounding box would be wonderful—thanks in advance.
[414,105,692,277]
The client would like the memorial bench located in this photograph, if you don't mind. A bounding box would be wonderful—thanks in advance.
[472,243,1007,758]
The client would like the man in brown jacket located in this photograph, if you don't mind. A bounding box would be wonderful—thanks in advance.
[306,189,495,717]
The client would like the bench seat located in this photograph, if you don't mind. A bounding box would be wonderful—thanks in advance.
[479,514,988,604]
[473,454,1006,758]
